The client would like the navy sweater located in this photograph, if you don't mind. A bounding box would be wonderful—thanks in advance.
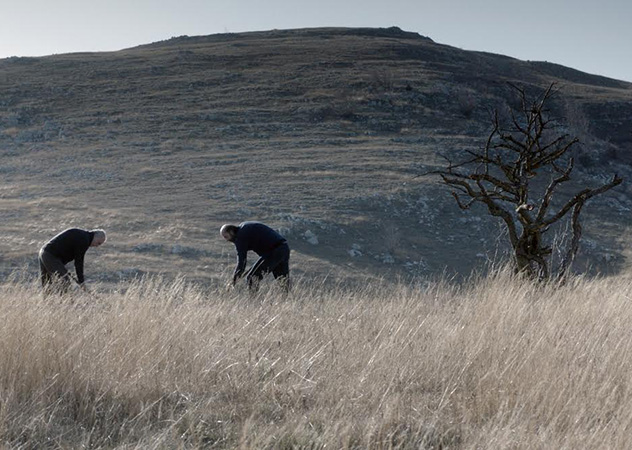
[43,228,94,283]
[233,222,286,279]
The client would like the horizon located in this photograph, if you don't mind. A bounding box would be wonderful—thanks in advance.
[1,0,630,83]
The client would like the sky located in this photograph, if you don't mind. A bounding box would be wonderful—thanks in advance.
[1,0,630,82]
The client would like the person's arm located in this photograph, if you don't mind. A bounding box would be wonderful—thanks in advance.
[74,252,86,285]
[232,243,248,285]
[74,235,90,285]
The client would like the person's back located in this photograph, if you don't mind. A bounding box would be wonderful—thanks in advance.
[43,228,94,264]
[234,221,286,257]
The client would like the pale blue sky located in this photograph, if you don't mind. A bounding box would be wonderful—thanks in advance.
[1,0,630,82]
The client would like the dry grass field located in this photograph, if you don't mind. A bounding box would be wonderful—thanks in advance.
[2,269,632,449]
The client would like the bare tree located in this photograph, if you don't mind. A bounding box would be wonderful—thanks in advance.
[431,84,622,279]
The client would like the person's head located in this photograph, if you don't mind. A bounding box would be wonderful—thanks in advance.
[220,224,239,242]
[90,229,107,247]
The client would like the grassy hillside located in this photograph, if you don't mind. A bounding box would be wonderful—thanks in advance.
[1,27,631,285]
[2,272,632,448]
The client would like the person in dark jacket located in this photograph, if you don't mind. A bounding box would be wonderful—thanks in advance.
[220,222,290,292]
[38,228,107,295]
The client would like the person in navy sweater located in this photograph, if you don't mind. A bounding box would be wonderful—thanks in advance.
[220,221,290,292]
[38,228,107,295]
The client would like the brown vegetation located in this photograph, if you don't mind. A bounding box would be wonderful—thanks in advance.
[2,272,632,448]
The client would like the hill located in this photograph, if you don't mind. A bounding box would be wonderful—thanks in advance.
[1,27,631,285]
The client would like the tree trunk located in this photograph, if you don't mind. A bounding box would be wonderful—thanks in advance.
[513,230,549,280]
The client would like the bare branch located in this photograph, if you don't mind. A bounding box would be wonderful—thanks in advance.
[451,192,476,210]
[469,173,519,198]
[558,200,585,278]
[535,158,574,223]
[498,133,528,153]
[542,174,623,228]
[510,109,528,136]
[531,137,579,170]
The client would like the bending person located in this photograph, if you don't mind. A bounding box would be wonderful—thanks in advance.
[220,222,290,292]
[39,228,106,295]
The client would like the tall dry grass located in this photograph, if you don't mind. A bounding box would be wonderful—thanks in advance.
[1,270,632,449]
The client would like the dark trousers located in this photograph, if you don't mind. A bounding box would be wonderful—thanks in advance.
[39,248,72,295]
[246,243,290,292]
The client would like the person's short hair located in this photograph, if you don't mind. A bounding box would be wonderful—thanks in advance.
[220,224,239,238]
[91,229,107,245]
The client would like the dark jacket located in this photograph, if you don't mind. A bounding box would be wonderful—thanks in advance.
[233,222,286,280]
[42,228,94,283]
